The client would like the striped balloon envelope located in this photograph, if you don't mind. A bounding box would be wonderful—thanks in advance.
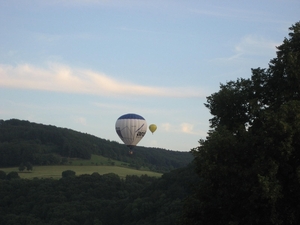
[115,113,147,149]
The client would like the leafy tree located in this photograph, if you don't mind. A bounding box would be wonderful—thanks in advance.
[6,171,20,180]
[62,170,76,178]
[25,162,33,171]
[182,21,300,225]
[19,163,26,172]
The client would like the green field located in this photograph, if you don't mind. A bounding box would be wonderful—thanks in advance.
[63,154,148,169]
[68,154,131,166]
[0,165,162,179]
[0,154,162,179]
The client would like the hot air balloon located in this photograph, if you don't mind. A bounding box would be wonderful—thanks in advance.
[115,113,147,149]
[149,124,157,134]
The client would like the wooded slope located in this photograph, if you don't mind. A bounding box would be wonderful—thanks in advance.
[0,119,193,172]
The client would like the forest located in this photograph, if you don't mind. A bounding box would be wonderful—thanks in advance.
[0,119,193,173]
[0,164,199,225]
[0,21,300,225]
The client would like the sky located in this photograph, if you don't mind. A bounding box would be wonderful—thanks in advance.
[0,0,299,151]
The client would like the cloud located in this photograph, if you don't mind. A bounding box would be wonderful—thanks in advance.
[211,35,279,64]
[190,8,232,18]
[39,0,164,9]
[234,35,279,56]
[161,122,207,136]
[190,6,274,23]
[0,63,205,98]
[161,123,171,131]
[73,116,87,126]
[180,122,195,134]
[180,122,207,136]
[33,32,95,43]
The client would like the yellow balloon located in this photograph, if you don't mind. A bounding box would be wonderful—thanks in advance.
[149,124,157,134]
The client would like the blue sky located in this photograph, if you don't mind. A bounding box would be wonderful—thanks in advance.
[0,0,299,151]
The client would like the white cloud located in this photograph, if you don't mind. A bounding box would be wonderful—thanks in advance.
[234,35,279,56]
[190,8,233,18]
[180,122,195,134]
[33,32,95,43]
[211,35,279,64]
[190,6,275,23]
[0,63,205,98]
[161,123,171,131]
[38,0,164,9]
[73,116,87,126]
[180,122,207,136]
[161,122,207,136]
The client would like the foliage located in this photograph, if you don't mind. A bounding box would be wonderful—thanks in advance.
[18,163,25,172]
[25,162,33,171]
[62,170,76,178]
[0,119,193,172]
[0,164,198,225]
[18,162,33,172]
[182,21,300,224]
[6,171,20,180]
[0,170,7,180]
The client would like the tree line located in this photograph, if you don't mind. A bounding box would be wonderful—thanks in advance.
[0,164,199,225]
[0,119,193,173]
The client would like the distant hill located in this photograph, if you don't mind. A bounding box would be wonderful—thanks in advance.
[0,119,193,172]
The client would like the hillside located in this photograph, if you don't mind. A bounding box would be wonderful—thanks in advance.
[0,119,193,172]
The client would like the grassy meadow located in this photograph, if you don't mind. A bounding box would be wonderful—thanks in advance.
[0,155,162,179]
[0,166,162,179]
[68,154,130,166]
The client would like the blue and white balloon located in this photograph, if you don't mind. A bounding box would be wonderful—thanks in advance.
[115,113,147,149]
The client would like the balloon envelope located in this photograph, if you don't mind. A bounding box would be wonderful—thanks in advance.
[115,113,147,149]
[149,124,157,134]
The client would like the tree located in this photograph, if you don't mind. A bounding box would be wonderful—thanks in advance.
[25,162,33,171]
[18,163,26,172]
[182,21,300,225]
[62,170,76,178]
[6,171,20,180]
